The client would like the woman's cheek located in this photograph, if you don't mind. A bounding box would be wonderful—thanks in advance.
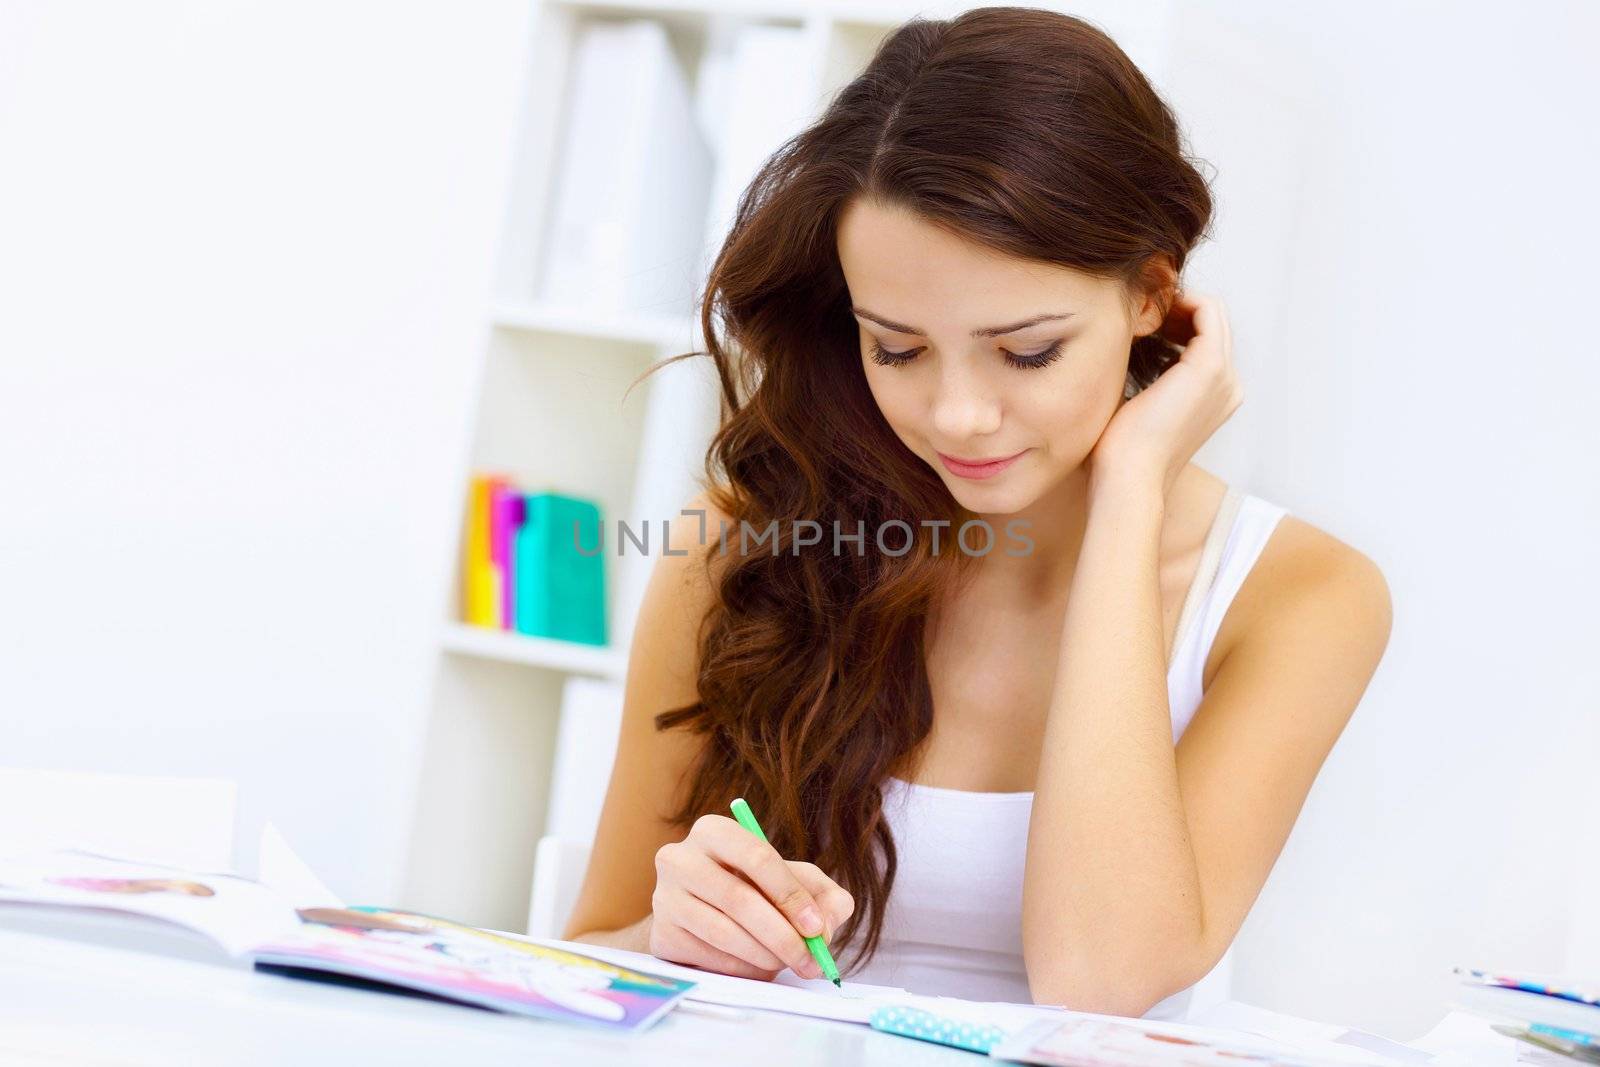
[1024,369,1093,427]
[862,365,922,439]
[1019,374,1115,463]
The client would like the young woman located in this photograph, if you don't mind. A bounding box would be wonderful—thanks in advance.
[564,6,1392,1021]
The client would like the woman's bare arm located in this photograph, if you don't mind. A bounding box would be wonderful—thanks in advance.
[562,492,729,946]
[1023,472,1391,1014]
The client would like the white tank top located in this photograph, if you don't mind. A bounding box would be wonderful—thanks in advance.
[842,486,1289,1019]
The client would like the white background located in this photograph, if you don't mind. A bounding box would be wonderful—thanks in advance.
[1,0,1595,1040]
[0,0,532,925]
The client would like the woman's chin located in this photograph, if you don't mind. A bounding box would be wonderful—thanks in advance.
[942,476,1037,522]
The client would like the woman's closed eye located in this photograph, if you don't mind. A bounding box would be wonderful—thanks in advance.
[867,339,1066,370]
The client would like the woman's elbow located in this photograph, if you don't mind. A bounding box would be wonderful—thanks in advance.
[1027,952,1202,1018]
[1029,976,1166,1018]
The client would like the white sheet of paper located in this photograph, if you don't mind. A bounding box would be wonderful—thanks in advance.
[256,822,342,909]
[1192,1001,1432,1065]
[526,937,1077,1032]
[1405,1010,1520,1066]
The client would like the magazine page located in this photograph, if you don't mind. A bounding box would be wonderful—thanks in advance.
[250,906,694,1031]
[991,1014,1406,1067]
[0,848,303,956]
[1453,965,1600,1008]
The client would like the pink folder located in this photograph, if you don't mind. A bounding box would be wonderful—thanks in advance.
[489,482,524,629]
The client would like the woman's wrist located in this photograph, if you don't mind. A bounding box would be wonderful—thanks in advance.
[1087,458,1168,519]
[567,912,653,953]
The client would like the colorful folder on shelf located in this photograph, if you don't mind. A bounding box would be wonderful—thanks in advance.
[490,482,523,629]
[464,473,506,627]
[515,492,607,646]
[463,475,607,646]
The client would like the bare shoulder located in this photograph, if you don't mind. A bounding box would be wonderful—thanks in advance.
[658,485,740,605]
[1171,510,1394,980]
[1208,510,1394,690]
[675,484,741,570]
[632,486,738,688]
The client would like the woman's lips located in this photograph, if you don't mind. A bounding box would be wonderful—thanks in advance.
[936,448,1028,480]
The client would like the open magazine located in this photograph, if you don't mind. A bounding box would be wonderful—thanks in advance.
[0,848,692,1031]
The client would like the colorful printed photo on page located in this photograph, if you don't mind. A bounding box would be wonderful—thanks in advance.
[251,906,694,1031]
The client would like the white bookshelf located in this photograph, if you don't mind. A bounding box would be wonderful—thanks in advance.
[439,622,626,681]
[488,300,693,349]
[402,0,1171,935]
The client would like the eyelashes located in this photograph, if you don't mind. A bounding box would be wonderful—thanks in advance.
[868,340,1066,370]
[867,342,920,368]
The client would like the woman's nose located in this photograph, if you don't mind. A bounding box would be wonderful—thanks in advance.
[929,359,1002,441]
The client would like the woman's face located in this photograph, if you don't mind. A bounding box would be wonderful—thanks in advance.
[836,195,1161,515]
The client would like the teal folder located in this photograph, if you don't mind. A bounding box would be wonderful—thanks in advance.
[513,493,607,646]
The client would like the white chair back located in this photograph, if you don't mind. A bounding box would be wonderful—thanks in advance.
[526,835,594,940]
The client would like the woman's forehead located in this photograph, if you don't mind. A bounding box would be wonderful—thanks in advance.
[839,202,1109,331]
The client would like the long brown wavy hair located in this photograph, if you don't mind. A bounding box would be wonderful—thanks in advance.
[643,5,1215,972]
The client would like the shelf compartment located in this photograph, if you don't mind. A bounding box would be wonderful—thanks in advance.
[490,299,697,351]
[440,621,626,680]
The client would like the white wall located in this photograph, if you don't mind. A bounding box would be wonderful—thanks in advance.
[0,0,531,902]
[1162,0,1600,1040]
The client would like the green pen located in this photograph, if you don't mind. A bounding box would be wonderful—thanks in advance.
[728,797,841,987]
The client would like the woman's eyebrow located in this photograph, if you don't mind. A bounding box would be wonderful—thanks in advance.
[850,307,1075,337]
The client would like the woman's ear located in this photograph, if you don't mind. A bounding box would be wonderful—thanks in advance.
[1129,254,1178,338]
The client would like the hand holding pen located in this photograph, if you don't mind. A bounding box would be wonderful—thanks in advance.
[646,798,851,984]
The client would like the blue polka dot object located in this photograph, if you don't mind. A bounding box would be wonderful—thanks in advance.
[869,1004,1009,1054]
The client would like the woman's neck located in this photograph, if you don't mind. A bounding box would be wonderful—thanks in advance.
[969,464,1094,604]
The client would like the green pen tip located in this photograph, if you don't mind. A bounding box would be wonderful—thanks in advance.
[832,977,841,988]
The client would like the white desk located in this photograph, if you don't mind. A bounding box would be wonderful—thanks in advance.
[0,923,981,1066]
[0,916,1522,1067]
